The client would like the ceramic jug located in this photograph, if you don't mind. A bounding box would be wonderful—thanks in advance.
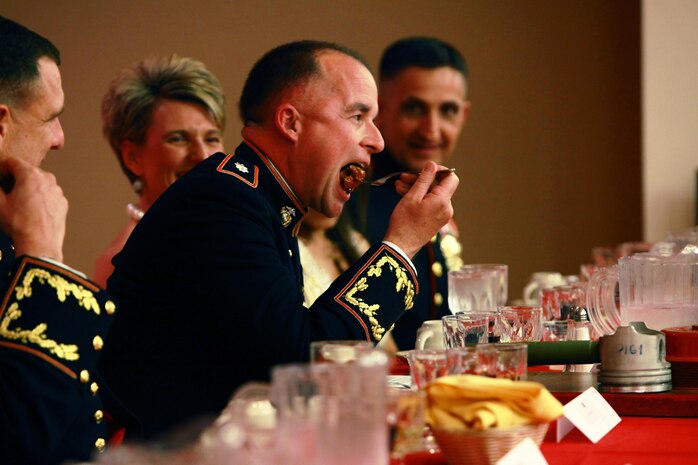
[414,320,444,350]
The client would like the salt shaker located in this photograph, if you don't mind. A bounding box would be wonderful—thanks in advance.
[567,306,596,372]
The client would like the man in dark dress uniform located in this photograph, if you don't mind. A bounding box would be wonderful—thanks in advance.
[0,16,116,464]
[348,37,470,350]
[98,40,459,439]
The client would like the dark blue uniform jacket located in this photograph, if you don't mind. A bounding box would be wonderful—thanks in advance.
[0,233,115,464]
[98,141,418,439]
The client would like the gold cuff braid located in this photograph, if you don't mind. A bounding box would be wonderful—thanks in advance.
[343,255,416,340]
[0,266,104,361]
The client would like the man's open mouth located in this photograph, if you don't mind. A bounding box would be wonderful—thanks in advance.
[339,164,366,194]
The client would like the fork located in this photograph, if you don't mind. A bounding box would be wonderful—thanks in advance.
[365,167,456,186]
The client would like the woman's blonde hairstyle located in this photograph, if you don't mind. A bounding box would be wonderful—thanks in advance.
[102,54,226,184]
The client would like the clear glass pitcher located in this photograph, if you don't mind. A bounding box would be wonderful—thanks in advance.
[586,244,698,335]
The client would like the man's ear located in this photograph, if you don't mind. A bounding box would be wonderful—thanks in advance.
[120,139,144,176]
[0,105,10,147]
[459,100,472,128]
[275,103,301,142]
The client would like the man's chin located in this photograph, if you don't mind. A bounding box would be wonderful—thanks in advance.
[320,200,344,219]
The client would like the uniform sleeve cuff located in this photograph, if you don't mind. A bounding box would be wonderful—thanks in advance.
[38,256,88,279]
[381,241,418,277]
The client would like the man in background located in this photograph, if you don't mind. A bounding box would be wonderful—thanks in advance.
[349,36,470,350]
[98,40,458,439]
[0,16,115,464]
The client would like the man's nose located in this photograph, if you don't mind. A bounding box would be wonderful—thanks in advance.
[417,113,440,140]
[364,120,385,154]
[51,119,65,150]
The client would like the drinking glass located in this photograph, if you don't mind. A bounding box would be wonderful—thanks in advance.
[406,349,448,453]
[490,342,528,381]
[442,313,490,347]
[445,343,528,380]
[458,264,508,306]
[540,287,558,321]
[199,382,282,465]
[455,312,490,344]
[482,309,507,343]
[498,306,544,342]
[310,340,373,364]
[386,388,424,463]
[447,268,499,313]
[407,349,449,390]
[445,345,497,376]
[272,350,390,465]
[542,320,569,341]
[441,315,461,349]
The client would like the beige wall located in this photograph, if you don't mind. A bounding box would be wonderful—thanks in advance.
[643,0,698,241]
[3,0,642,299]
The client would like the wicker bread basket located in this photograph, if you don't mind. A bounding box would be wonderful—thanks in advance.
[431,422,549,465]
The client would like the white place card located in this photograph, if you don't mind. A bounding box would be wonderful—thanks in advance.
[555,416,575,442]
[557,386,621,443]
[496,437,548,465]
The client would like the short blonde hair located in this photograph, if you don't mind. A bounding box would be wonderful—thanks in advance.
[101,54,226,183]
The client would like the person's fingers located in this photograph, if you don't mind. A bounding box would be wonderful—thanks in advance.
[430,171,459,198]
[0,156,30,174]
[396,170,459,198]
[0,157,24,211]
[400,161,437,201]
[0,157,31,191]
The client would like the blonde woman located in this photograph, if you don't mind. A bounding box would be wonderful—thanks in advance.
[93,55,226,286]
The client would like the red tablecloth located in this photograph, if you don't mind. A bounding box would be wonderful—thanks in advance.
[395,416,698,465]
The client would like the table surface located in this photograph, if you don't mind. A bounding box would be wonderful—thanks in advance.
[398,416,698,465]
[528,371,698,417]
[392,366,698,464]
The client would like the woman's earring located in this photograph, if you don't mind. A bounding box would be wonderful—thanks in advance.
[132,178,143,194]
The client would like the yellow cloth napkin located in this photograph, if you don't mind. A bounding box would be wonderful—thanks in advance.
[425,374,564,431]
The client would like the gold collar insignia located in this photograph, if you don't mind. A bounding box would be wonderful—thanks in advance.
[234,162,249,173]
[280,206,296,228]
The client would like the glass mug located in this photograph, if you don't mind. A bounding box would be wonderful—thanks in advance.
[457,264,508,306]
[447,267,499,313]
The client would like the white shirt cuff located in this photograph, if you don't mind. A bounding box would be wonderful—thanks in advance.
[381,241,418,277]
[39,256,88,279]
